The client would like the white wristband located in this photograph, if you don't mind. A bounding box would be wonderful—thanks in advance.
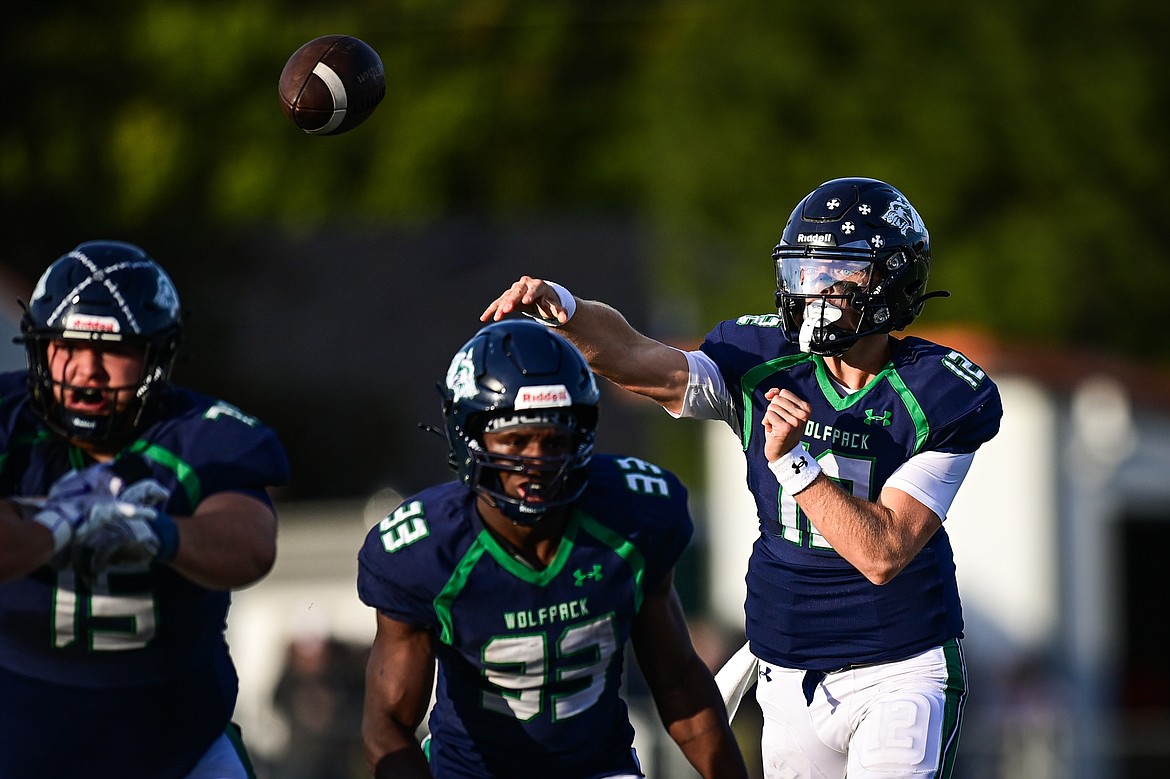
[768,446,822,495]
[523,280,576,327]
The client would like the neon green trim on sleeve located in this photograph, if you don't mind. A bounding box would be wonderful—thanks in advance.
[124,440,202,507]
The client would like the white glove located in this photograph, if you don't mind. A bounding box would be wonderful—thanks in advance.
[76,502,161,564]
[73,463,176,584]
[117,478,171,509]
[29,456,172,567]
[72,501,179,583]
[31,463,123,553]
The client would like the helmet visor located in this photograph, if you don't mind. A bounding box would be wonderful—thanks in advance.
[778,257,874,299]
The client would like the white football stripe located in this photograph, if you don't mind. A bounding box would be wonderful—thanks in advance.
[312,62,349,109]
[310,62,348,134]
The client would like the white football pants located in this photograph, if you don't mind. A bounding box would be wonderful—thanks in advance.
[753,640,966,779]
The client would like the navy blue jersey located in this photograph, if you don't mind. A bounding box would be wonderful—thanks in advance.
[698,318,1001,671]
[0,370,289,779]
[358,454,693,779]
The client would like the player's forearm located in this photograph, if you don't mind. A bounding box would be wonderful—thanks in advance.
[795,477,923,584]
[363,618,435,777]
[369,746,431,779]
[666,706,749,779]
[366,730,431,779]
[363,691,430,776]
[362,697,432,776]
[650,654,749,779]
[169,524,275,590]
[562,299,689,410]
[0,507,55,581]
[169,495,277,590]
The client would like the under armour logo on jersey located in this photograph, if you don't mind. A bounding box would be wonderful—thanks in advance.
[790,455,809,475]
[573,565,603,586]
[759,665,773,682]
[863,409,892,426]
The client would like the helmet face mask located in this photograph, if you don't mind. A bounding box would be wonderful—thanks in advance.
[772,178,939,357]
[472,412,586,520]
[441,320,600,525]
[20,241,183,447]
[41,339,150,440]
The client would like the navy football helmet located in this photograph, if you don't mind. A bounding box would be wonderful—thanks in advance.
[440,320,600,524]
[19,240,183,445]
[772,177,947,356]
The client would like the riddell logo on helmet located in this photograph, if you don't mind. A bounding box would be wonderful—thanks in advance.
[62,313,121,333]
[797,233,836,246]
[515,384,572,409]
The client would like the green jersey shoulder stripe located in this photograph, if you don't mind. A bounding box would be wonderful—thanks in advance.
[125,440,202,507]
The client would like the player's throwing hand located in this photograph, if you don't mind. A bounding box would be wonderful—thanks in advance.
[480,275,569,325]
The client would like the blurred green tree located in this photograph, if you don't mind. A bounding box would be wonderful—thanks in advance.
[5,1,1166,358]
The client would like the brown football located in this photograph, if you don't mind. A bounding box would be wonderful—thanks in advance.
[278,35,385,136]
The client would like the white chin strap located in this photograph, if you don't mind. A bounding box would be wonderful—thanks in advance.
[798,300,843,353]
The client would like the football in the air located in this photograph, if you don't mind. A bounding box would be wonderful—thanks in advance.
[278,35,386,136]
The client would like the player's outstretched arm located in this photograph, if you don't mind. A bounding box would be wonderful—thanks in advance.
[363,612,435,779]
[481,276,691,414]
[632,572,750,779]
